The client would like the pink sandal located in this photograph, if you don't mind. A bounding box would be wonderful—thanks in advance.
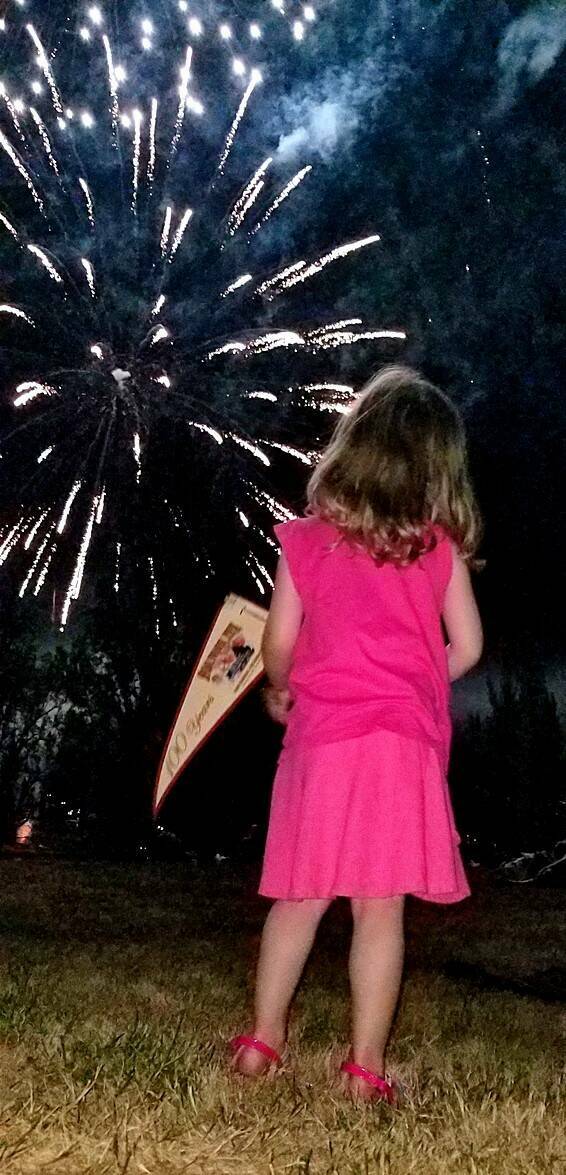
[229,1034,283,1074]
[340,1060,398,1105]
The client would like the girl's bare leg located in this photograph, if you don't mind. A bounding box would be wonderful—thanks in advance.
[234,897,332,1075]
[347,895,405,1098]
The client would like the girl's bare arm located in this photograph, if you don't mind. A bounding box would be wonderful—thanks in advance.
[261,553,303,689]
[442,551,484,682]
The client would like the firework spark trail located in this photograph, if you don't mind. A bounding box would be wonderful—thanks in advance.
[206,341,246,359]
[24,509,49,550]
[150,326,169,346]
[251,164,312,234]
[310,327,407,350]
[151,294,166,316]
[57,480,82,534]
[147,97,157,184]
[169,207,193,259]
[250,487,297,522]
[160,206,172,255]
[227,179,265,236]
[26,25,64,116]
[78,178,95,228]
[170,46,192,160]
[218,72,260,175]
[34,539,57,595]
[0,129,44,210]
[263,440,312,464]
[0,516,27,567]
[246,558,266,595]
[189,421,223,445]
[29,108,60,176]
[229,157,271,222]
[114,542,121,593]
[19,521,56,597]
[1,89,26,143]
[96,487,106,524]
[27,244,64,284]
[0,211,18,239]
[0,304,35,326]
[221,274,253,298]
[133,433,142,483]
[102,35,120,138]
[244,390,278,401]
[231,434,270,465]
[256,261,306,295]
[81,258,96,298]
[131,108,142,213]
[60,495,99,628]
[270,235,382,294]
[37,446,54,463]
[309,319,362,336]
[14,382,57,407]
[249,551,274,588]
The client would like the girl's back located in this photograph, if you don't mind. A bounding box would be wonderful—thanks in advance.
[277,516,452,765]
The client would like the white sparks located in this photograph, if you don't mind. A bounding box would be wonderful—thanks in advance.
[232,58,246,77]
[249,330,304,353]
[114,542,121,592]
[131,107,143,214]
[300,382,354,395]
[30,106,60,175]
[170,46,192,158]
[250,23,262,40]
[150,325,169,346]
[151,294,166,317]
[141,18,153,35]
[256,260,306,295]
[0,304,35,326]
[14,381,57,407]
[20,523,56,598]
[188,17,203,36]
[304,6,316,22]
[78,177,95,227]
[147,97,157,183]
[250,552,274,589]
[26,24,64,115]
[245,391,278,401]
[273,235,382,294]
[102,35,120,136]
[221,274,253,298]
[179,1,188,10]
[60,495,99,628]
[206,340,247,359]
[27,243,63,284]
[0,129,44,210]
[293,20,305,41]
[0,209,19,241]
[238,510,250,527]
[189,421,223,445]
[31,81,43,95]
[169,206,193,259]
[155,373,171,387]
[90,343,103,359]
[251,164,312,235]
[133,433,142,483]
[228,156,271,236]
[231,435,270,466]
[219,23,232,40]
[251,488,297,521]
[80,27,91,42]
[186,95,204,115]
[309,327,407,350]
[96,488,106,525]
[81,112,94,129]
[246,559,266,595]
[263,441,312,465]
[57,480,82,534]
[0,517,27,567]
[24,510,49,549]
[141,37,152,51]
[218,73,259,175]
[88,6,103,26]
[160,205,172,255]
[33,538,57,596]
[81,257,95,298]
[37,446,54,464]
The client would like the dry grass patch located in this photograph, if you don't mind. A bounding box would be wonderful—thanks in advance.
[0,860,563,1173]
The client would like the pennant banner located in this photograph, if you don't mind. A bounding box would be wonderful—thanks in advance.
[153,594,268,816]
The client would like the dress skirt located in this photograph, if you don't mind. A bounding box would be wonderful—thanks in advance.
[258,728,470,904]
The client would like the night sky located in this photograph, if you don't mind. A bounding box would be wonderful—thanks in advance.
[0,0,565,663]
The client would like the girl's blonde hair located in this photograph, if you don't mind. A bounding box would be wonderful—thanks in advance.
[307,365,482,566]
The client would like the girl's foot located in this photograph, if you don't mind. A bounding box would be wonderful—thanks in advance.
[340,1058,397,1105]
[230,1032,285,1077]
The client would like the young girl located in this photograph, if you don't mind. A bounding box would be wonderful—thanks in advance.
[230,365,483,1103]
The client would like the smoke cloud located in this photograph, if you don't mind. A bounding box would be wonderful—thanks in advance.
[496,2,566,111]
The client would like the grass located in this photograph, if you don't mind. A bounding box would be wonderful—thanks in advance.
[0,858,564,1174]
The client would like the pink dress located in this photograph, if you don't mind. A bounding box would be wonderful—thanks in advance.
[258,516,470,904]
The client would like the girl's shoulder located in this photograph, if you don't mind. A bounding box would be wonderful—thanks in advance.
[274,514,337,546]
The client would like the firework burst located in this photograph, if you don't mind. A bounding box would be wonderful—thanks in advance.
[0,1,406,632]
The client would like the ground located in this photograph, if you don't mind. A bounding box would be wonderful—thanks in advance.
[0,858,563,1174]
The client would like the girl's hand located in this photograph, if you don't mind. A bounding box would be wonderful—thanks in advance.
[263,686,293,725]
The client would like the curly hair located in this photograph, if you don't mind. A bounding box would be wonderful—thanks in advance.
[307,365,483,566]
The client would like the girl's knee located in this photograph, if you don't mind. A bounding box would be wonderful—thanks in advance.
[351,894,405,922]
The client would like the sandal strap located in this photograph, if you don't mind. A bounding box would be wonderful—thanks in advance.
[340,1061,396,1100]
[230,1034,282,1065]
